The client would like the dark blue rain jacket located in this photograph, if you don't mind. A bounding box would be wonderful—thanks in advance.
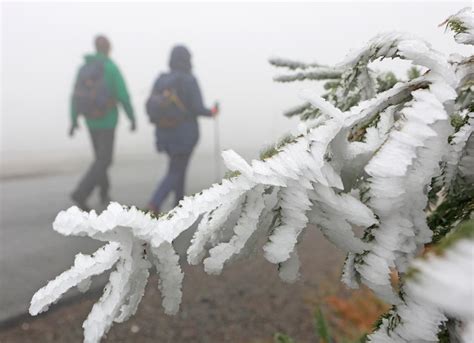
[152,46,212,154]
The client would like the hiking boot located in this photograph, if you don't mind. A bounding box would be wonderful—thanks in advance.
[147,204,161,217]
[71,193,91,212]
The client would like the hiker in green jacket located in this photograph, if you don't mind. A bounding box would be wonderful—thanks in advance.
[70,35,136,211]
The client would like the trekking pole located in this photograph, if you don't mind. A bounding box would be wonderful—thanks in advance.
[213,102,221,182]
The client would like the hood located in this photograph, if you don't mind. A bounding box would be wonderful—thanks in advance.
[169,45,192,73]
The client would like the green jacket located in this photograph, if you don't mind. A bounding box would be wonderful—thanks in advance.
[71,53,135,130]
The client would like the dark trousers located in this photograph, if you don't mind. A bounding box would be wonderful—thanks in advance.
[73,128,115,202]
[150,152,191,209]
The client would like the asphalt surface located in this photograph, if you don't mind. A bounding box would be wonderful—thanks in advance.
[0,151,226,323]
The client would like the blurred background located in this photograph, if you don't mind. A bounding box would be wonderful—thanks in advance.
[3,1,471,176]
[0,1,470,342]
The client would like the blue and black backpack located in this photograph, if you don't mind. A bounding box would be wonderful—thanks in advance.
[146,73,188,129]
[73,60,114,119]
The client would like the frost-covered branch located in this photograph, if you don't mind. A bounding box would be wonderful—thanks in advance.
[30,8,474,343]
[273,67,342,82]
[268,57,324,70]
[441,7,474,45]
[368,220,474,343]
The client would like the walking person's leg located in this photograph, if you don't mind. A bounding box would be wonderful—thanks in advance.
[71,129,100,209]
[149,152,190,212]
[173,153,191,206]
[149,152,179,212]
[97,129,115,204]
[72,129,115,209]
[89,131,109,203]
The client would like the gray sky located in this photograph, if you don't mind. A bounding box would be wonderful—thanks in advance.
[1,1,471,170]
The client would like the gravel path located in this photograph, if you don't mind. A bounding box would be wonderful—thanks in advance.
[0,228,344,343]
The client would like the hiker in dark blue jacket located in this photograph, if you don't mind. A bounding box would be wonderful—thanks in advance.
[147,45,219,213]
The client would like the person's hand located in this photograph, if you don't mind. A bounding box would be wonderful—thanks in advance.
[211,102,220,117]
[69,122,78,137]
[130,120,137,132]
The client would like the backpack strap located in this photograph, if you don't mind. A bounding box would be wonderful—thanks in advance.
[168,90,187,113]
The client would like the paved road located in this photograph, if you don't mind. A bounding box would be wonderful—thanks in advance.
[0,151,234,322]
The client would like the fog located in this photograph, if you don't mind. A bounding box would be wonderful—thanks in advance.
[1,1,470,176]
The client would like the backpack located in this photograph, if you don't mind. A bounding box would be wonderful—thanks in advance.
[73,60,114,119]
[146,73,188,129]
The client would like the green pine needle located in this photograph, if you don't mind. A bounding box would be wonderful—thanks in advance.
[273,333,296,343]
[223,170,241,180]
[447,19,468,34]
[314,308,332,343]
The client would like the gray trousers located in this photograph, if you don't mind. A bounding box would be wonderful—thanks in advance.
[73,128,115,202]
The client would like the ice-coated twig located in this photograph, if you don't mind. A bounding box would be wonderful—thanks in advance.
[203,185,266,274]
[187,195,244,265]
[273,67,342,82]
[268,57,325,70]
[114,242,151,323]
[368,221,474,343]
[151,242,184,315]
[354,85,455,303]
[406,238,474,343]
[82,256,133,343]
[29,242,121,316]
[263,180,311,264]
[442,7,474,45]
